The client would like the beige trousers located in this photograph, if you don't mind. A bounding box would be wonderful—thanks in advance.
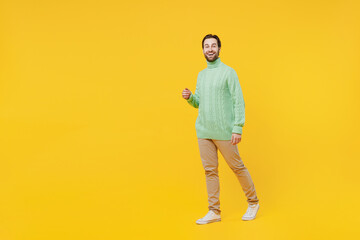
[198,138,259,214]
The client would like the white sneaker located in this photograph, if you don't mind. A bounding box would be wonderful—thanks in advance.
[242,203,260,221]
[196,210,221,225]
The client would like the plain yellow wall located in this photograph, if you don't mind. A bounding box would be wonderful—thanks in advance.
[1,0,359,239]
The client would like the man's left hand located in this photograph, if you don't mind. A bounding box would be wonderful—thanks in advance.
[231,133,242,145]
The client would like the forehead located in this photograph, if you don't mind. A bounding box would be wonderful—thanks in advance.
[204,38,218,46]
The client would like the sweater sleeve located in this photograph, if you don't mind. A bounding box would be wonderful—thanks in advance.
[227,69,245,134]
[186,72,201,108]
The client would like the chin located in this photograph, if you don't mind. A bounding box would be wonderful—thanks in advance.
[207,57,217,62]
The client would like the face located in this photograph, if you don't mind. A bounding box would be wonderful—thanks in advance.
[203,38,220,62]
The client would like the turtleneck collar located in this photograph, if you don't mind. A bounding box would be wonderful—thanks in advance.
[206,57,222,69]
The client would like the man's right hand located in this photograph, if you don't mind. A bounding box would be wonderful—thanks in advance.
[182,88,192,100]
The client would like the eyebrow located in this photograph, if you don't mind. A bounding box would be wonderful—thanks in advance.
[205,43,217,46]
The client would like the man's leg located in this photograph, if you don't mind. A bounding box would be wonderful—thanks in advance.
[197,138,221,214]
[213,140,259,205]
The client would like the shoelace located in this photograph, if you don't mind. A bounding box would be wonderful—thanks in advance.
[203,211,217,219]
[207,211,216,217]
[245,205,258,216]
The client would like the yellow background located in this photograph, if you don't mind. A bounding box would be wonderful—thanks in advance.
[1,0,359,239]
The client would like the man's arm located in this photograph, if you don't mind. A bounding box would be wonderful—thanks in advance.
[186,73,201,108]
[227,69,245,134]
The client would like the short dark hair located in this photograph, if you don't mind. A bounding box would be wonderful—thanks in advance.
[202,34,221,49]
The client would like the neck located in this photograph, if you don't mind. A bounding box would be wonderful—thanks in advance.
[206,57,221,69]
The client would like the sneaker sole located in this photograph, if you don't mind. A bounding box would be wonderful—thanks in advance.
[196,218,221,225]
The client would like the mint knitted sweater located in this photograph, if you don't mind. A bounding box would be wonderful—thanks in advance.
[187,57,245,140]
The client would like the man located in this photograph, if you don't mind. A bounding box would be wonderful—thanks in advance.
[182,34,260,225]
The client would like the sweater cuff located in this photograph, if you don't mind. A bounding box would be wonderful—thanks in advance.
[232,126,243,134]
[187,94,193,102]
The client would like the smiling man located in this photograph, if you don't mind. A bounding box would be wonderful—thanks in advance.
[182,34,260,224]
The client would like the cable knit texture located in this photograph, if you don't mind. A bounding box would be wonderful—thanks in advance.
[187,57,245,140]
